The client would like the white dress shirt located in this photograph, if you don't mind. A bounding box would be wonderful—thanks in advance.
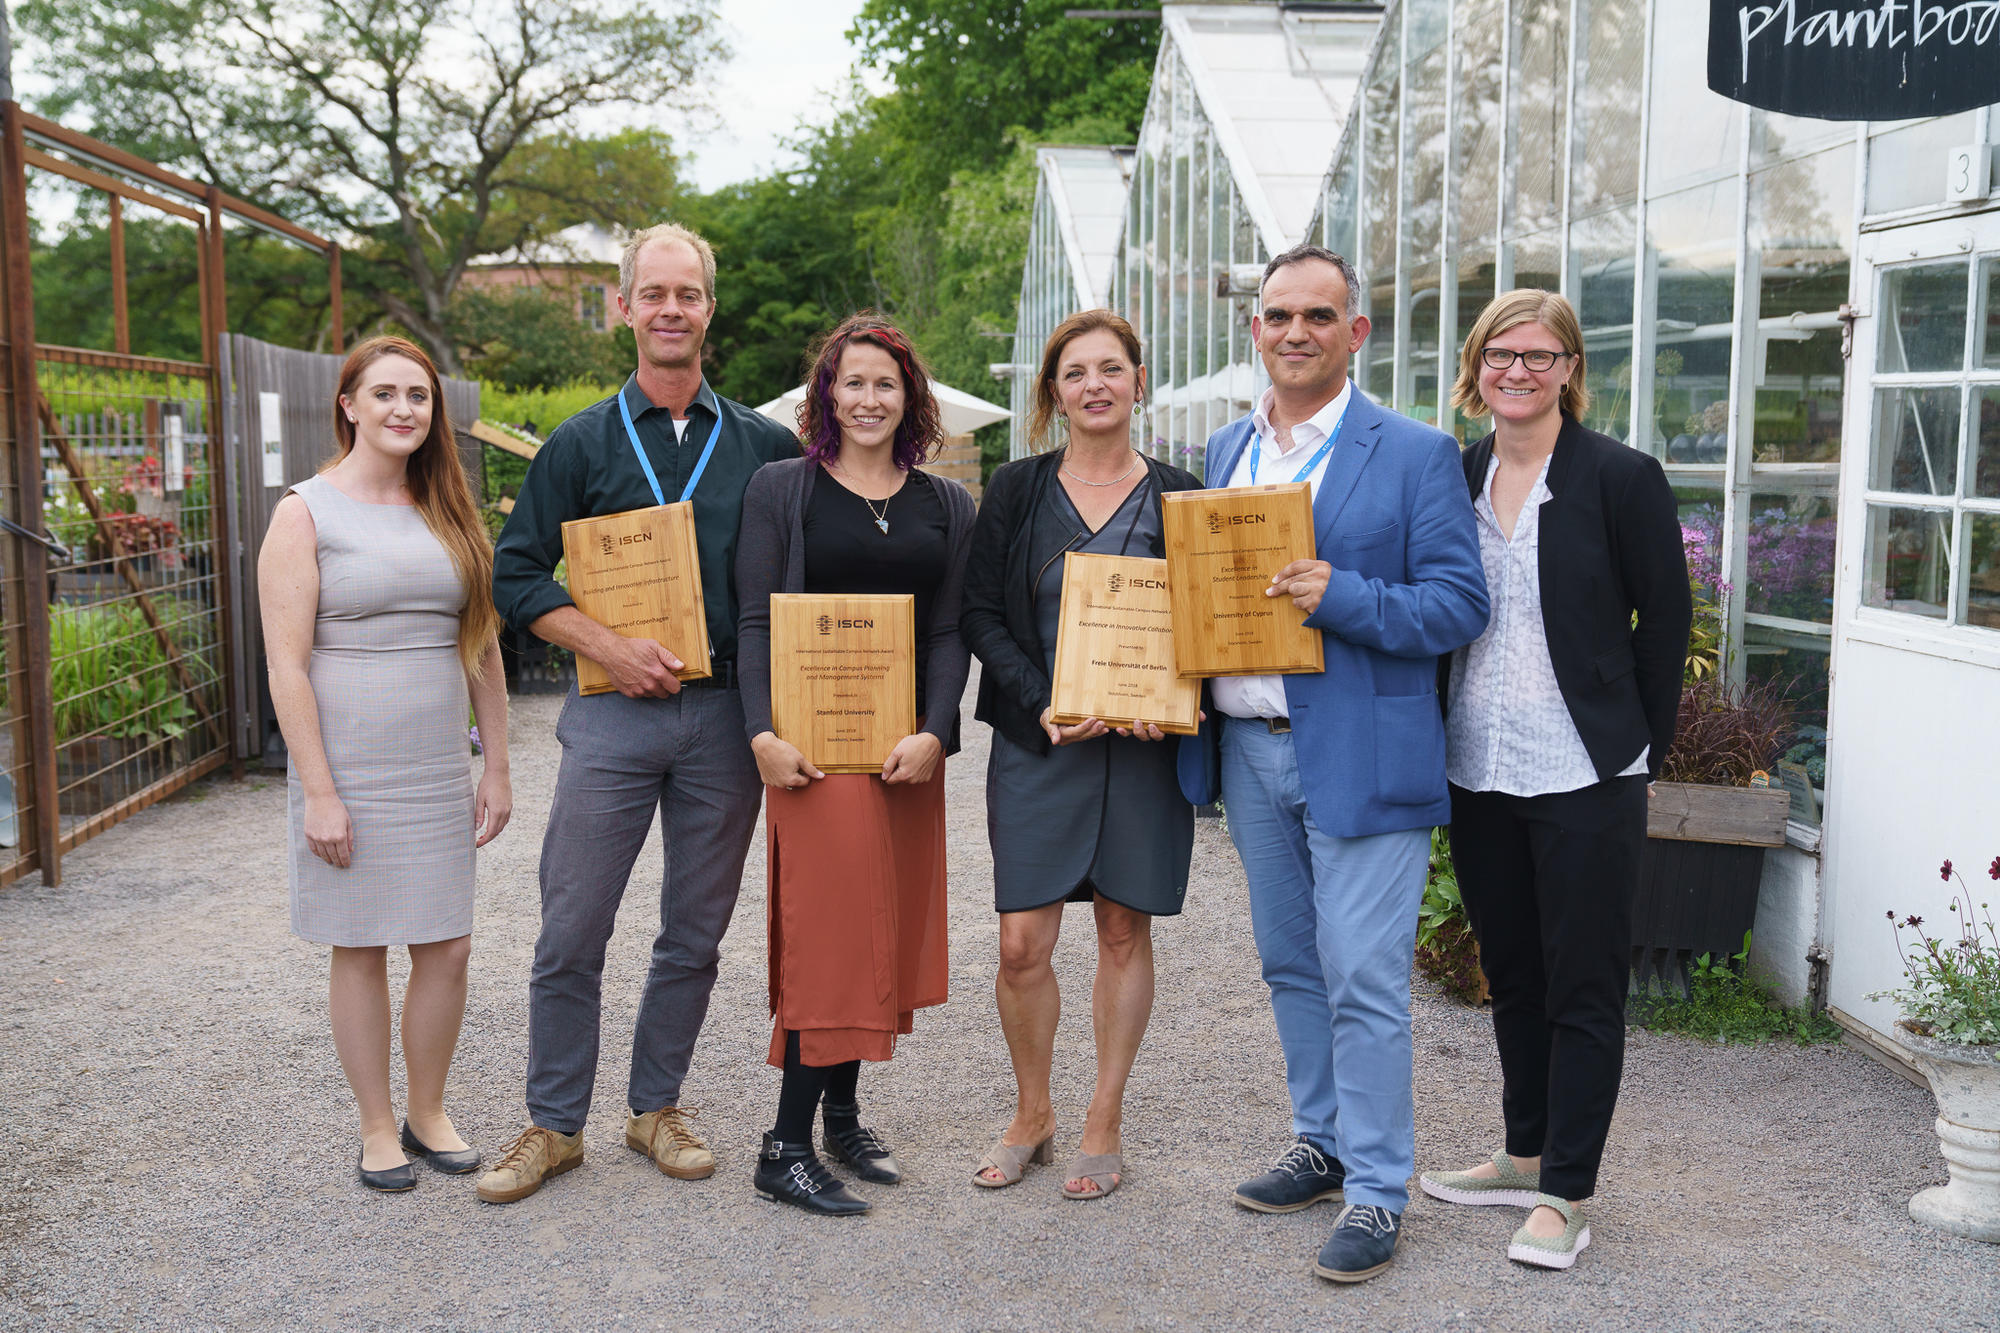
[1445,454,1647,796]
[1211,382,1353,721]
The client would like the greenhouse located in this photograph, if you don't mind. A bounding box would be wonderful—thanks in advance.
[1006,0,2000,1044]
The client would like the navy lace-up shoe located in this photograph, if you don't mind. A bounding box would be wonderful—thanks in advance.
[1313,1204,1402,1283]
[1232,1135,1346,1213]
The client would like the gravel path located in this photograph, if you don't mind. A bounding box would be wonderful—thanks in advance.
[2,682,1995,1332]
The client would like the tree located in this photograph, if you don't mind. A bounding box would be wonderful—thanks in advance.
[19,0,719,374]
[453,285,631,392]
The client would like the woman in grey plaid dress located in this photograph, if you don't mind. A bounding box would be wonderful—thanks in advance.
[259,336,512,1193]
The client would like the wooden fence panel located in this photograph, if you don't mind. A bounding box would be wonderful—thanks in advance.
[221,333,479,758]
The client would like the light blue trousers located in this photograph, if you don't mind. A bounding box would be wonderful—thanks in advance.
[1221,720,1429,1212]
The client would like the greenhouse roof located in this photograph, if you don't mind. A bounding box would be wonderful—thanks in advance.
[1037,146,1135,309]
[1164,2,1381,251]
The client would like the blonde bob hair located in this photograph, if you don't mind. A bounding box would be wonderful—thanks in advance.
[1449,288,1590,422]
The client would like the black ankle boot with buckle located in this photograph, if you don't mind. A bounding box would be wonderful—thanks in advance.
[754,1132,870,1216]
[821,1101,902,1184]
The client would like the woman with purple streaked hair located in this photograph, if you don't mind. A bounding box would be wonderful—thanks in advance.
[734,311,977,1215]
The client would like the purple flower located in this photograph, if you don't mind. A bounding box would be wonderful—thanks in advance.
[1989,856,1998,881]
[469,725,483,754]
[1941,858,1954,882]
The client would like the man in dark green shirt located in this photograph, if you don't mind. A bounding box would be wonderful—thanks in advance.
[479,223,797,1206]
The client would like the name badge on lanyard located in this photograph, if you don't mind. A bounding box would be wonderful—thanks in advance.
[1248,399,1347,488]
[619,388,722,506]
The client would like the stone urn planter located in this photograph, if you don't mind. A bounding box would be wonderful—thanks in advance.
[1894,1023,2000,1243]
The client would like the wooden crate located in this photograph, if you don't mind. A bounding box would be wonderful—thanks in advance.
[561,503,711,694]
[1049,553,1200,735]
[769,594,916,773]
[1161,483,1324,678]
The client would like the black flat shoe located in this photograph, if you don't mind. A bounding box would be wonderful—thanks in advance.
[753,1133,869,1216]
[400,1120,482,1175]
[822,1102,901,1185]
[357,1149,417,1193]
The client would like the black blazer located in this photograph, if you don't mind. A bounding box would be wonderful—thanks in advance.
[1442,416,1692,782]
[961,449,1204,755]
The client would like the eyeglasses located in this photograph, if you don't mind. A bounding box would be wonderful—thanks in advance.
[1480,347,1573,372]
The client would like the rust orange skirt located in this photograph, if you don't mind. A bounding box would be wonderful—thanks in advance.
[764,763,948,1068]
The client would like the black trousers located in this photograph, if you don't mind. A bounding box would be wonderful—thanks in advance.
[1448,775,1646,1202]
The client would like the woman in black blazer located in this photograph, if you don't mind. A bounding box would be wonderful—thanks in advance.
[960,310,1202,1200]
[1418,291,1691,1269]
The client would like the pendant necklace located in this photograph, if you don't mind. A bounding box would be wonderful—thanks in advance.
[1060,448,1141,487]
[830,460,894,535]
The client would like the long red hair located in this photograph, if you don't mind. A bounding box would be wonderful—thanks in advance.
[330,336,498,675]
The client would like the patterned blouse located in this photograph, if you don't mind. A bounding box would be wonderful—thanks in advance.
[1446,454,1647,796]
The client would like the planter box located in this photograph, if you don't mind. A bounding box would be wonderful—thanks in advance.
[1631,781,1792,997]
[54,734,187,817]
[1895,1024,2000,1243]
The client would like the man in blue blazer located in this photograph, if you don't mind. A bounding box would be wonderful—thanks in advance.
[1184,245,1488,1283]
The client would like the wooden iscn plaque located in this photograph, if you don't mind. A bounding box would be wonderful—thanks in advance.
[1160,482,1325,679]
[769,593,916,774]
[561,503,711,695]
[1049,553,1199,736]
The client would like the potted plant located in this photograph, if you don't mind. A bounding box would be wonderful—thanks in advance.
[1632,672,1795,996]
[1872,857,2000,1243]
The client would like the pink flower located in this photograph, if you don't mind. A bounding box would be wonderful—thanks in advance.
[1941,859,1954,881]
[1989,856,1999,881]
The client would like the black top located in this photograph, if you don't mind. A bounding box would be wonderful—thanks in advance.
[961,449,1204,756]
[735,456,978,755]
[804,471,951,716]
[1442,415,1694,782]
[491,374,800,661]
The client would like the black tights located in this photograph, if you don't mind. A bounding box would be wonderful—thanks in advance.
[773,1030,862,1145]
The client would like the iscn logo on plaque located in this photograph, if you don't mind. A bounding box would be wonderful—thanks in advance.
[1106,572,1124,594]
[816,613,834,636]
[599,534,615,557]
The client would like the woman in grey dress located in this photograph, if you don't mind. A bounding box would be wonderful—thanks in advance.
[961,311,1203,1200]
[259,336,512,1192]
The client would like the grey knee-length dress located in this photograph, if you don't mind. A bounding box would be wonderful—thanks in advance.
[286,475,475,947]
[986,480,1194,916]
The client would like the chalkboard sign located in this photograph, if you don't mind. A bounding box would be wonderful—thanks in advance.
[1708,1,2000,121]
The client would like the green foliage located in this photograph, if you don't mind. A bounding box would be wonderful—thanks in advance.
[19,0,715,371]
[1415,829,1488,1006]
[455,287,631,392]
[1635,933,1842,1045]
[1871,860,2000,1047]
[480,383,618,438]
[50,600,216,745]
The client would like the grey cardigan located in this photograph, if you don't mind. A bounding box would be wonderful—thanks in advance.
[735,455,978,755]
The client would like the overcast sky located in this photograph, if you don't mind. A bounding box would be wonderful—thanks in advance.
[681,0,880,192]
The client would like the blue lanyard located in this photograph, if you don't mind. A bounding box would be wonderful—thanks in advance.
[618,388,722,506]
[1248,400,1346,487]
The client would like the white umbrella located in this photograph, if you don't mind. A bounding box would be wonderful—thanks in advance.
[755,379,1011,437]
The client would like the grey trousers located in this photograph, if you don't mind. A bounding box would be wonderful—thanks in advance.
[526,685,763,1134]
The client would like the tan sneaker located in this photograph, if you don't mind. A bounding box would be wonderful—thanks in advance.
[475,1126,583,1204]
[625,1106,715,1180]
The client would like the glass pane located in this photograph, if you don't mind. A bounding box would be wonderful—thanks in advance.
[1325,147,1357,268]
[1512,229,1561,295]
[1744,632,1830,812]
[1646,4,1740,190]
[1982,258,2000,370]
[1510,0,1567,234]
[1573,206,1636,442]
[1866,114,1978,216]
[1871,387,1961,494]
[1452,0,1503,251]
[1967,513,2000,631]
[1452,253,1497,443]
[1678,489,1725,600]
[1975,387,2000,500]
[1749,145,1853,464]
[1648,183,1736,458]
[1878,261,1969,373]
[1864,504,1954,618]
[1363,23,1400,403]
[1408,259,1443,425]
[1746,491,1837,624]
[1572,0,1643,211]
[1753,109,1853,169]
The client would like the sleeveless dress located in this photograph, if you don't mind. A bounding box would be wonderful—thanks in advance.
[286,475,476,946]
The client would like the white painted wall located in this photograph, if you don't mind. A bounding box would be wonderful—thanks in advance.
[1821,634,2000,1034]
[1750,843,1821,1008]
